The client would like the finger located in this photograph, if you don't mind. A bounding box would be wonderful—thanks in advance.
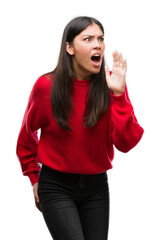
[105,65,111,80]
[123,58,127,71]
[35,200,42,212]
[33,186,39,203]
[119,53,123,69]
[105,65,110,75]
[35,191,39,203]
[112,50,117,67]
[112,50,119,68]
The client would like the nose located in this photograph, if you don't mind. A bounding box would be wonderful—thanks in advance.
[93,39,101,49]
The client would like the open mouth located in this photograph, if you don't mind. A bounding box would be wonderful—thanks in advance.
[91,54,101,65]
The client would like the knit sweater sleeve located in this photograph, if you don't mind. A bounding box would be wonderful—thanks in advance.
[111,85,144,153]
[16,76,50,185]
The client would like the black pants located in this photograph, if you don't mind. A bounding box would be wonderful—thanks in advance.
[38,165,110,240]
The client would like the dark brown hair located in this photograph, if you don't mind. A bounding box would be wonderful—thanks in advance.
[44,16,111,131]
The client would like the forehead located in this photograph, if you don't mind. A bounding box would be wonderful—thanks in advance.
[80,23,103,36]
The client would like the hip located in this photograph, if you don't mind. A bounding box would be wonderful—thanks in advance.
[38,165,109,204]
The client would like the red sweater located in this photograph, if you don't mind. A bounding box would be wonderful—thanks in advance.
[16,75,144,185]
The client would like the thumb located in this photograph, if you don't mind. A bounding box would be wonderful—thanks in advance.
[33,183,39,203]
[105,65,110,77]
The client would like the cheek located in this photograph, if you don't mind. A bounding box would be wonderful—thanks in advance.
[75,47,90,63]
[103,44,105,52]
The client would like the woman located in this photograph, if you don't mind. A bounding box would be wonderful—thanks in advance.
[16,16,144,240]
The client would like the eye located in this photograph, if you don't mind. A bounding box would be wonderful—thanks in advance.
[99,37,104,42]
[84,37,90,42]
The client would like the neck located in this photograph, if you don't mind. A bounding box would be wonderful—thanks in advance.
[72,60,91,80]
[74,74,90,81]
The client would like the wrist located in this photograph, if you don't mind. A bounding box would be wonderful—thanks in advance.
[112,90,124,96]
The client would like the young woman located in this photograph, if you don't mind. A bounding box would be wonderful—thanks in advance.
[16,16,144,240]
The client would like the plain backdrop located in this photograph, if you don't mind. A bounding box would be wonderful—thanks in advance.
[1,0,160,239]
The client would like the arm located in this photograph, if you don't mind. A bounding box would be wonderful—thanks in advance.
[111,85,144,152]
[105,51,144,152]
[16,76,50,185]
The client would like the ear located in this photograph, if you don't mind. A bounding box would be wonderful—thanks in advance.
[66,42,74,56]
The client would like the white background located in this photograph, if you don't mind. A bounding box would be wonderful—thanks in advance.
[1,0,159,239]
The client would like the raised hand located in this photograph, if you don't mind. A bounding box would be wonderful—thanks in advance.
[105,50,127,96]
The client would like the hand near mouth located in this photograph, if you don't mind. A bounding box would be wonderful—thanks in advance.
[105,50,127,96]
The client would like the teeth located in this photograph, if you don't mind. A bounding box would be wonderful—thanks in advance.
[93,54,100,57]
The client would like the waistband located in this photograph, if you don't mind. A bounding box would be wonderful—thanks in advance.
[40,164,107,184]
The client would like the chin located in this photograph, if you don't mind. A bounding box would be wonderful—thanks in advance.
[91,68,101,74]
[84,66,101,77]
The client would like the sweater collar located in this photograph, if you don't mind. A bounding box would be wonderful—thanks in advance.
[73,77,90,87]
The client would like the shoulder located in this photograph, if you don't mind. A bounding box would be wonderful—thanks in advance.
[32,73,55,94]
[29,74,54,102]
[33,74,53,91]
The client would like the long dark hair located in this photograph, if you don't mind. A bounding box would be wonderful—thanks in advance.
[44,16,111,131]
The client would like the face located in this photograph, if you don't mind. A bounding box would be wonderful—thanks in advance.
[66,23,105,80]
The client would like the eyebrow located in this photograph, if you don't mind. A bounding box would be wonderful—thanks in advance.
[82,34,104,37]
